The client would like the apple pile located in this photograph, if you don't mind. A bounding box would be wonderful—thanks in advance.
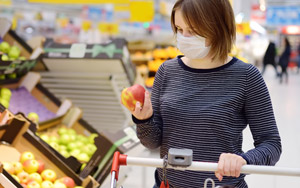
[40,128,98,165]
[0,88,12,108]
[0,41,26,61]
[2,151,84,188]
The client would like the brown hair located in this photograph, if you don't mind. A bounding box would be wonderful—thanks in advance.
[171,0,236,62]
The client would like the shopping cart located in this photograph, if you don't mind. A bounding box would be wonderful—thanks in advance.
[110,148,300,188]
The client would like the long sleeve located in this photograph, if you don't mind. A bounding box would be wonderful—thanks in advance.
[241,65,282,165]
[132,63,165,149]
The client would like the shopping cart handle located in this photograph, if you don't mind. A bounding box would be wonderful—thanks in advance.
[111,151,128,181]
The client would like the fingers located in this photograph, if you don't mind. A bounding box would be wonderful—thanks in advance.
[216,153,246,181]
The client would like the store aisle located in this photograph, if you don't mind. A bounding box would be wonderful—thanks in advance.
[110,66,300,188]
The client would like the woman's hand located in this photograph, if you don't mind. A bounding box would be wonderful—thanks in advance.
[122,90,153,120]
[215,153,247,181]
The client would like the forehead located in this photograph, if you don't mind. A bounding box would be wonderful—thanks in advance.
[174,10,189,28]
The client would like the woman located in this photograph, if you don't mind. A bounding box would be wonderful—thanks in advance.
[278,37,291,83]
[123,0,282,187]
[261,41,279,76]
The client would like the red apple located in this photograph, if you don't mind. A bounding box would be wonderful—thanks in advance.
[53,182,67,188]
[23,159,39,174]
[56,177,75,188]
[20,151,35,163]
[41,169,57,182]
[37,160,45,174]
[3,162,15,174]
[121,84,146,111]
[12,161,23,174]
[27,180,41,188]
[41,180,54,188]
[17,171,29,184]
[28,173,42,184]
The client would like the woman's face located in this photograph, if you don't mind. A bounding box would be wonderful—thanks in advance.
[174,10,211,46]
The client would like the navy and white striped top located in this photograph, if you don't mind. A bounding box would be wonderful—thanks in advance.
[133,56,281,188]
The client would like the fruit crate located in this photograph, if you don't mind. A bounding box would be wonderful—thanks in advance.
[0,163,23,188]
[40,38,136,132]
[0,112,99,188]
[34,107,140,185]
[0,18,42,81]
[0,72,72,124]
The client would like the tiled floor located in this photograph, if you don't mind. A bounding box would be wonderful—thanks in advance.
[101,66,300,188]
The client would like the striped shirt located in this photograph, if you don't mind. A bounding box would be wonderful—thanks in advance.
[133,56,282,188]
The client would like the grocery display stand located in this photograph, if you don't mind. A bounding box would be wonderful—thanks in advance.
[40,38,136,132]
[110,149,300,188]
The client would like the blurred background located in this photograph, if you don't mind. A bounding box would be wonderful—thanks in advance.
[0,0,300,188]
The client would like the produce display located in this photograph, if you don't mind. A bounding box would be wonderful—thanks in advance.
[121,84,146,111]
[39,127,98,164]
[0,88,12,108]
[2,151,84,188]
[8,87,56,122]
[0,41,26,61]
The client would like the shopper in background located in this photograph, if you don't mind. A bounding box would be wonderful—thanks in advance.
[297,43,300,74]
[278,37,291,83]
[122,0,282,187]
[261,41,279,76]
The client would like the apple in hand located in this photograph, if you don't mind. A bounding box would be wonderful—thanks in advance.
[12,161,23,174]
[27,180,41,188]
[41,169,57,182]
[17,171,29,184]
[121,84,146,111]
[23,159,39,174]
[20,151,35,163]
[56,177,75,188]
[29,172,43,184]
[41,180,54,188]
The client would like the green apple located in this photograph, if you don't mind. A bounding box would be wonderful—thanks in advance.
[67,142,77,151]
[0,98,9,108]
[59,150,70,158]
[59,145,68,152]
[1,54,9,61]
[8,47,20,59]
[80,163,86,171]
[19,56,26,60]
[7,73,17,79]
[77,135,88,144]
[70,149,81,158]
[0,42,10,53]
[49,141,60,150]
[75,141,84,149]
[49,136,59,143]
[0,75,5,80]
[81,143,97,157]
[77,153,90,163]
[88,133,98,144]
[69,134,76,142]
[1,88,12,98]
[59,134,71,145]
[40,134,50,143]
[57,127,68,135]
[27,112,39,123]
[67,129,76,136]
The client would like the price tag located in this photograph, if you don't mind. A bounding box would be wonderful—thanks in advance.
[69,43,86,58]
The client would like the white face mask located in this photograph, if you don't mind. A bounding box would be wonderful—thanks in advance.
[177,32,211,59]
